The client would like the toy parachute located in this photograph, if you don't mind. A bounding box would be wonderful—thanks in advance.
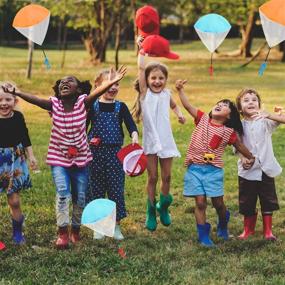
[259,0,285,75]
[13,4,51,69]
[194,14,231,76]
[81,199,116,237]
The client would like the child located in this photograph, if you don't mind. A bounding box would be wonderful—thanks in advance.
[87,69,139,240]
[0,82,37,245]
[132,43,185,232]
[2,67,126,248]
[236,88,285,241]
[176,79,254,246]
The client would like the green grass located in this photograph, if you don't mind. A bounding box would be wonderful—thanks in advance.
[1,39,285,284]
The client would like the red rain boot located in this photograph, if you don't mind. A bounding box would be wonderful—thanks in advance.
[262,215,277,241]
[238,213,257,240]
[55,226,69,249]
[70,226,80,244]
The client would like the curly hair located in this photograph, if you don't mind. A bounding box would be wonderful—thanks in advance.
[52,76,92,98]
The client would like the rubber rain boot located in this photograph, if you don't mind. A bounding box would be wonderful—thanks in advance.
[12,215,25,244]
[197,223,214,247]
[262,214,277,241]
[238,213,258,240]
[156,193,173,226]
[145,199,157,231]
[217,210,230,240]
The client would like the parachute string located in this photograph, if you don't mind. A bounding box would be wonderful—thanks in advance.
[258,47,271,76]
[42,49,51,69]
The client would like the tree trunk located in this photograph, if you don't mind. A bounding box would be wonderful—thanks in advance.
[115,21,121,70]
[26,40,34,79]
[282,42,285,62]
[61,25,68,69]
[239,9,256,58]
[131,0,137,53]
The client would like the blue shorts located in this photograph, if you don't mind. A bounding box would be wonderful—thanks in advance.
[184,164,224,198]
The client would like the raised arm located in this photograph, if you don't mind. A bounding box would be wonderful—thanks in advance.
[1,86,52,110]
[170,96,186,124]
[175,79,197,119]
[136,36,147,98]
[84,65,127,108]
[251,108,285,124]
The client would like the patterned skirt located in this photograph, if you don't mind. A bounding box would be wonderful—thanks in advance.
[0,144,32,195]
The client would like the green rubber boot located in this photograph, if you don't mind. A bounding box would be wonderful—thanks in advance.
[156,193,173,226]
[145,199,157,231]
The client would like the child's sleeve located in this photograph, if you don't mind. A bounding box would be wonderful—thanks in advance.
[265,118,279,134]
[194,110,204,125]
[18,112,32,147]
[228,131,238,145]
[121,103,138,136]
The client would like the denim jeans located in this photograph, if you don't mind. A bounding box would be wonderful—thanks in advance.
[51,165,88,227]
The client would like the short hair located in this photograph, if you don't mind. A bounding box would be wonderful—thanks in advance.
[236,88,261,112]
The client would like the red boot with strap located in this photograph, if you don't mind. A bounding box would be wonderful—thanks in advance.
[55,226,69,249]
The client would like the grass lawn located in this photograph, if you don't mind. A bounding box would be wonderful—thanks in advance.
[1,39,285,284]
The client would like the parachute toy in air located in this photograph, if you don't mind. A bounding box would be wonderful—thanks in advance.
[13,4,51,69]
[194,14,231,76]
[259,0,285,75]
[81,199,116,237]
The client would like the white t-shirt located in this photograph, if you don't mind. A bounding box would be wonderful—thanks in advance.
[238,118,282,180]
[141,88,180,158]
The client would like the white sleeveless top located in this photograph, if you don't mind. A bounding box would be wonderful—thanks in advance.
[141,88,180,158]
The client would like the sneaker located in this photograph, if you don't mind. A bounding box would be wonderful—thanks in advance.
[113,225,124,240]
[93,231,105,240]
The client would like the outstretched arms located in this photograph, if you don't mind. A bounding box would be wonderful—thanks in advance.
[175,79,197,119]
[1,86,52,110]
[170,97,186,124]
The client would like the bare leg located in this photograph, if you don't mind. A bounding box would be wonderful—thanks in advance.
[146,154,158,203]
[194,195,207,225]
[159,157,173,196]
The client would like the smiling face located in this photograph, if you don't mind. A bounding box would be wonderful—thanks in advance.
[58,76,80,97]
[239,92,260,118]
[0,91,17,118]
[211,101,231,121]
[147,68,167,93]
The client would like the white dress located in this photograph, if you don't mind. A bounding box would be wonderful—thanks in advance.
[141,88,180,158]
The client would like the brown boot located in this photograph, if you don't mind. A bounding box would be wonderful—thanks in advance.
[55,226,69,249]
[70,226,80,244]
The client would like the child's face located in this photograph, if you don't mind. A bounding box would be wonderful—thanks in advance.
[240,92,260,117]
[58,76,79,97]
[147,69,167,93]
[102,82,119,101]
[0,92,17,118]
[211,101,231,120]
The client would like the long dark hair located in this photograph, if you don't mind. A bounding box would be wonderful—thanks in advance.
[52,76,92,98]
[209,99,243,136]
[131,62,168,123]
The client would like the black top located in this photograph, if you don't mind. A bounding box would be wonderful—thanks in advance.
[0,111,31,148]
[87,101,138,137]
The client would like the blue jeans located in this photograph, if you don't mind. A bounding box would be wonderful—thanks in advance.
[51,165,88,227]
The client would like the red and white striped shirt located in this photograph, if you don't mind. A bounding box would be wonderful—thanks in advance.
[185,110,237,168]
[46,94,92,167]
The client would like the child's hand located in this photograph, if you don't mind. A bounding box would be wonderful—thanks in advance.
[1,84,16,95]
[251,110,270,120]
[29,155,38,171]
[274,106,283,115]
[131,131,139,145]
[241,157,255,170]
[175,79,187,91]
[178,114,186,124]
[136,35,145,50]
[109,65,127,84]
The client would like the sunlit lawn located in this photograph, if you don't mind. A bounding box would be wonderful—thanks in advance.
[1,39,285,284]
